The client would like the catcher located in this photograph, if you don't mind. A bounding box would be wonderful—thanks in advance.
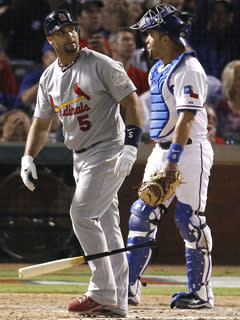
[126,4,214,310]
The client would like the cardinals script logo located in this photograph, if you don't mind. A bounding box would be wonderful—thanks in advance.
[49,83,92,131]
[49,83,91,112]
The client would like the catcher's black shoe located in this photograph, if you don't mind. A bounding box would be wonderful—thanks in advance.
[170,292,213,309]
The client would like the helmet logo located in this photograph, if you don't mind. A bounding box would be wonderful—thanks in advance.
[58,13,68,22]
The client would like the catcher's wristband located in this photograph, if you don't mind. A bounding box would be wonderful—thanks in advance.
[125,125,142,147]
[167,142,184,163]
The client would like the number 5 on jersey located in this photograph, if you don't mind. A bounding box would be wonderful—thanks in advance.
[77,114,91,131]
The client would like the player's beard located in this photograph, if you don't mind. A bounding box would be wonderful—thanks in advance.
[65,42,78,54]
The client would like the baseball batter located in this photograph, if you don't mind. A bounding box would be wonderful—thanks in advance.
[126,4,214,310]
[20,9,143,317]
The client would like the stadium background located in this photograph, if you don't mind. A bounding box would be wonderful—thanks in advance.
[0,143,239,265]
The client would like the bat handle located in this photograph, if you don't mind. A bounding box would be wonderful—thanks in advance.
[127,239,156,250]
[85,240,156,262]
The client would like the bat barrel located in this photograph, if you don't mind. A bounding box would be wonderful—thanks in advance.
[19,256,85,279]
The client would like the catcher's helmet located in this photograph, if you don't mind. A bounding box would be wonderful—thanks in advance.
[43,9,78,36]
[130,4,193,47]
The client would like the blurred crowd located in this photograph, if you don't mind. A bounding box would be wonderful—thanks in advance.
[1,0,240,262]
[0,0,240,144]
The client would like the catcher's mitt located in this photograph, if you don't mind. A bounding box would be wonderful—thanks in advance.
[138,170,181,206]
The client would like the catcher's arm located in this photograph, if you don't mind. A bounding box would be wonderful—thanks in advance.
[166,110,195,166]
[138,111,195,206]
[164,110,195,181]
[172,110,195,146]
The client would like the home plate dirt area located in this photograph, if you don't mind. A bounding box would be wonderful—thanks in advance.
[0,293,240,320]
[0,264,239,320]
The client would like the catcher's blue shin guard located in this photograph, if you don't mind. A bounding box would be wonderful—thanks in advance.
[126,198,163,305]
[171,201,214,309]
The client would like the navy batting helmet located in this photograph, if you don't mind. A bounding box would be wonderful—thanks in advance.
[43,9,78,36]
[130,4,193,47]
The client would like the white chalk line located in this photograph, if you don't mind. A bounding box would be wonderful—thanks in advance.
[26,275,240,288]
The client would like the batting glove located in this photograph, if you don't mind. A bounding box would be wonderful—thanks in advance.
[21,155,38,191]
[114,145,137,178]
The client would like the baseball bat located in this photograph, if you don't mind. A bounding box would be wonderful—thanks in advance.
[18,240,156,279]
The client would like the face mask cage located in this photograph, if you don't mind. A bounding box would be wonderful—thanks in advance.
[130,4,177,32]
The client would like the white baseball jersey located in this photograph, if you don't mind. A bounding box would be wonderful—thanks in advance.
[170,54,208,140]
[34,47,136,150]
[145,52,213,212]
[149,53,208,143]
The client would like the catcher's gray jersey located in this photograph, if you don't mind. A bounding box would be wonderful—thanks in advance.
[34,47,136,150]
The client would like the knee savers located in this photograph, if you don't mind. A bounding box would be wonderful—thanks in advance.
[174,201,212,251]
[127,198,161,285]
[128,198,160,237]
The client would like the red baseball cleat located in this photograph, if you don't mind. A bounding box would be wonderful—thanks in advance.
[68,295,127,317]
[68,295,102,313]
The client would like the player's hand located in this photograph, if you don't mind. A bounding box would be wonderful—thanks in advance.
[21,155,38,191]
[162,161,179,172]
[112,145,137,178]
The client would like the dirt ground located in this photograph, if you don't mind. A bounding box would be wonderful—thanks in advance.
[0,293,240,320]
[0,264,240,320]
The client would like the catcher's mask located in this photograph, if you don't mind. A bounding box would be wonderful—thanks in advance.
[43,9,79,37]
[130,4,193,47]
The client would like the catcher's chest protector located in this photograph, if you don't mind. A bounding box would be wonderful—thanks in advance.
[149,51,195,140]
